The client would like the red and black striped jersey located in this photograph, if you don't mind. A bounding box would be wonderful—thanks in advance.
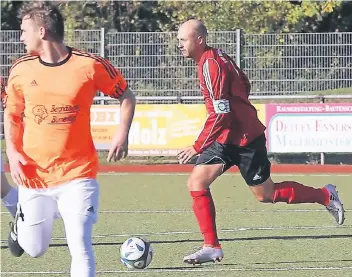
[194,47,266,153]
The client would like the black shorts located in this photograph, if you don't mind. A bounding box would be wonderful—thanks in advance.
[195,134,271,186]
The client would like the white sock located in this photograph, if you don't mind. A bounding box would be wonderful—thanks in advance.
[2,186,18,217]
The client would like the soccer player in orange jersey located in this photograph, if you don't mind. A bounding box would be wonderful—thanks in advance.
[1,78,18,217]
[4,2,136,277]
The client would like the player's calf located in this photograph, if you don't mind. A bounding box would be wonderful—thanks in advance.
[249,177,276,203]
[251,178,345,225]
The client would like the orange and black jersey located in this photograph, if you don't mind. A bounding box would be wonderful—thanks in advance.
[5,47,128,188]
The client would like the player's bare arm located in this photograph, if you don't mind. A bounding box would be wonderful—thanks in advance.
[4,111,23,153]
[107,88,136,162]
[4,102,29,185]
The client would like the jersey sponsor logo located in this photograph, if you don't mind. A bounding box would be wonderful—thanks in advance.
[50,104,80,114]
[49,104,79,124]
[32,105,48,124]
[51,115,77,124]
[32,104,80,125]
[213,99,230,114]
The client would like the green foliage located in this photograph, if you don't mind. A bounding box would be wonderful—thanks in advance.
[0,1,23,30]
[1,1,167,32]
[316,1,352,32]
[1,0,349,33]
[58,1,166,32]
[157,0,343,33]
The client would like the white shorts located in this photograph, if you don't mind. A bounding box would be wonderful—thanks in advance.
[18,178,99,223]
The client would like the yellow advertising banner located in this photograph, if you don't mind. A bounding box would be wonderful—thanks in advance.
[91,104,265,155]
[255,103,266,125]
[91,104,207,155]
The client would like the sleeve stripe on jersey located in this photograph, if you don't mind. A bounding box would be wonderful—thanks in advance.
[72,50,117,80]
[203,58,221,100]
[93,55,117,79]
[72,48,117,74]
[9,56,38,73]
[10,55,34,70]
[203,60,214,99]
[72,51,117,79]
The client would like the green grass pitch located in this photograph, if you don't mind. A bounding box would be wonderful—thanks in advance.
[1,173,351,277]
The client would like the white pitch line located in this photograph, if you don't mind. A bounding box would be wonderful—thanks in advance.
[0,210,194,215]
[97,172,352,177]
[98,209,351,213]
[2,266,352,275]
[1,225,350,243]
[1,208,351,215]
[3,172,352,177]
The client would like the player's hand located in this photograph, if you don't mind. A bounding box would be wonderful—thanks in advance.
[7,151,31,185]
[107,134,129,162]
[177,146,198,164]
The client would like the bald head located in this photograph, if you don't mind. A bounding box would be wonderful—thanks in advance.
[177,19,208,62]
[179,19,208,38]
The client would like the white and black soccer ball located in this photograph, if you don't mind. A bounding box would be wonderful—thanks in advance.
[120,237,153,269]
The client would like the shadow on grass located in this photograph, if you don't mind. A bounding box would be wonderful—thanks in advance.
[1,234,351,250]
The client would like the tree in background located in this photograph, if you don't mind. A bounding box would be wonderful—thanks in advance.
[316,1,352,32]
[157,0,344,33]
[1,0,350,33]
[59,1,167,32]
[0,1,23,30]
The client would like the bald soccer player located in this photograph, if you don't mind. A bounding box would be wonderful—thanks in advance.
[176,19,345,265]
[4,2,136,277]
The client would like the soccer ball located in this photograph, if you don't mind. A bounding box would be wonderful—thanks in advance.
[120,237,153,269]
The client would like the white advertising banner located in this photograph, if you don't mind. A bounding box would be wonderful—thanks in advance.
[266,104,352,153]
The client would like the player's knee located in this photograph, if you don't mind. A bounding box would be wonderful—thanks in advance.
[251,189,274,203]
[19,231,51,258]
[186,176,195,190]
[68,239,94,265]
[250,177,275,203]
[254,193,273,203]
[24,242,49,258]
[187,176,204,191]
[65,216,94,258]
[187,173,212,191]
[69,235,92,257]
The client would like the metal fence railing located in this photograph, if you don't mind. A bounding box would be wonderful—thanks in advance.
[1,29,351,99]
[1,30,352,163]
[242,32,352,95]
